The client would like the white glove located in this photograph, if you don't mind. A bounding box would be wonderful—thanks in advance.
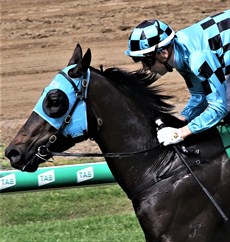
[157,127,184,146]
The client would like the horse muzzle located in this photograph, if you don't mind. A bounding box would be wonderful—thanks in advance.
[5,145,49,172]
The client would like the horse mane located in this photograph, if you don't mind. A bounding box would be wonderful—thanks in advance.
[91,67,174,115]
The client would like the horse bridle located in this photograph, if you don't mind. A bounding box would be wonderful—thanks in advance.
[32,70,93,165]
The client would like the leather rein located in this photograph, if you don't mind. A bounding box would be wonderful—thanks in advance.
[50,144,162,158]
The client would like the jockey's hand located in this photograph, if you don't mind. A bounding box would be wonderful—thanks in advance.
[157,127,184,146]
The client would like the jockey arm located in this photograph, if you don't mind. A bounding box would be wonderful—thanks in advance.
[182,50,228,135]
[158,51,228,146]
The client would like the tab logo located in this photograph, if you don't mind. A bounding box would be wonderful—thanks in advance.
[77,166,94,183]
[38,170,55,186]
[0,174,16,190]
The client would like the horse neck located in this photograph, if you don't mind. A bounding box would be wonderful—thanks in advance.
[87,71,173,193]
[88,72,157,152]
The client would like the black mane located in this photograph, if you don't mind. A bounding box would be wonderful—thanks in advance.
[92,67,174,114]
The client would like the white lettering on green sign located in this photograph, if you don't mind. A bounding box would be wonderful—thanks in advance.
[0,174,16,190]
[38,170,55,186]
[77,167,94,183]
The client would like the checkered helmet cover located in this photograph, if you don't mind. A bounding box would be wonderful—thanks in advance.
[125,20,175,57]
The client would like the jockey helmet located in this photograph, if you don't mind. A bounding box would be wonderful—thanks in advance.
[125,20,175,57]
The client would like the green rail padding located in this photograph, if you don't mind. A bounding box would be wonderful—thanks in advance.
[0,162,116,193]
[217,124,230,159]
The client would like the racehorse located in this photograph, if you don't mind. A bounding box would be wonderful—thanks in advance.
[5,44,230,242]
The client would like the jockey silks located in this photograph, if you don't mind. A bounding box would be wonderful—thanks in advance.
[174,10,230,133]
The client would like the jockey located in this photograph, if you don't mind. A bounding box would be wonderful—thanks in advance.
[125,10,230,146]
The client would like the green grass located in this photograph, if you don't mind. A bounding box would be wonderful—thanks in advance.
[0,144,144,242]
[0,186,144,242]
[1,213,143,242]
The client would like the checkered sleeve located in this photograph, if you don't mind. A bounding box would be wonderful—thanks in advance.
[187,50,228,133]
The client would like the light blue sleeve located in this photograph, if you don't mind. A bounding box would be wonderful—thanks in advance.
[186,51,228,133]
[181,93,207,122]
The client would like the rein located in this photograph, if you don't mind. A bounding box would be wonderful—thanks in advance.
[50,143,162,158]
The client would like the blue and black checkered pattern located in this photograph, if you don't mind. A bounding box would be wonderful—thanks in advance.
[175,10,230,134]
[199,11,230,80]
[126,20,174,56]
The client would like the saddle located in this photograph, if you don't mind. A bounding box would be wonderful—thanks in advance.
[181,122,230,160]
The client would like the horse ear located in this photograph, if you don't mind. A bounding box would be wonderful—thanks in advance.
[68,48,91,78]
[67,43,83,66]
[81,48,91,73]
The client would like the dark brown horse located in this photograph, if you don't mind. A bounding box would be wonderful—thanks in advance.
[5,44,230,241]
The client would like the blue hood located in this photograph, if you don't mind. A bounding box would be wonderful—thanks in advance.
[33,64,90,138]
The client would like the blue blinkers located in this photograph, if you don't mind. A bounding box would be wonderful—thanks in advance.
[33,64,90,138]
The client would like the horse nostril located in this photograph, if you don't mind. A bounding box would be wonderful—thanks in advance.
[5,148,22,164]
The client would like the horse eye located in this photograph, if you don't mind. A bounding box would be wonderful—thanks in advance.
[42,89,69,118]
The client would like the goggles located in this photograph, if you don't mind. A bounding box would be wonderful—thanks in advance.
[131,51,156,67]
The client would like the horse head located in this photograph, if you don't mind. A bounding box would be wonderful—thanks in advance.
[5,44,92,172]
